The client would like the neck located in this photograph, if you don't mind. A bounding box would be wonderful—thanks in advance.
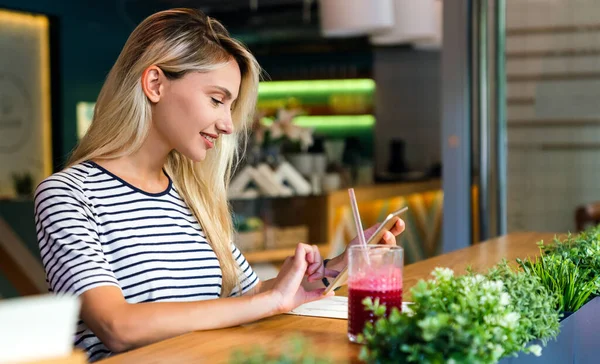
[95,125,171,185]
[127,126,171,178]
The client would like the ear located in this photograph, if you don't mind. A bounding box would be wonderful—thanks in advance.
[141,65,164,103]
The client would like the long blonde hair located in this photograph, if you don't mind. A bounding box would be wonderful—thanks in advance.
[68,8,260,297]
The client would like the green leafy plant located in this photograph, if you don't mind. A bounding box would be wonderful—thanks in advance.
[359,268,538,364]
[484,260,560,347]
[517,252,600,313]
[229,336,332,364]
[537,228,600,296]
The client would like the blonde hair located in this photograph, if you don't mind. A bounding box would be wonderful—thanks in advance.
[68,8,260,297]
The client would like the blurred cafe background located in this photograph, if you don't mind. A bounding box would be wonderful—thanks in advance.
[2,0,600,306]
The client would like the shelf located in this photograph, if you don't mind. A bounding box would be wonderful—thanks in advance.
[256,105,375,116]
[508,71,600,82]
[507,23,600,36]
[260,114,375,129]
[507,119,600,128]
[507,48,600,59]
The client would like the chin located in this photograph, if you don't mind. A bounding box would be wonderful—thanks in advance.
[190,151,207,162]
[177,147,207,162]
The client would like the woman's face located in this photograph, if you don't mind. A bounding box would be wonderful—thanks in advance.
[149,59,241,161]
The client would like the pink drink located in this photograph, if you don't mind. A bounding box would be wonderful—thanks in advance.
[347,268,403,342]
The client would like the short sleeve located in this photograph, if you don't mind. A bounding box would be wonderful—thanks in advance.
[229,244,259,297]
[34,178,120,296]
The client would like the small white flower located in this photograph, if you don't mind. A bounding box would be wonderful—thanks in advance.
[269,123,284,139]
[298,128,314,152]
[529,344,542,357]
[492,280,504,292]
[500,292,511,306]
[490,343,505,360]
[500,312,520,328]
[433,267,454,280]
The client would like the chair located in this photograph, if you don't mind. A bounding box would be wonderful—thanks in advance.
[0,218,47,296]
[575,201,600,232]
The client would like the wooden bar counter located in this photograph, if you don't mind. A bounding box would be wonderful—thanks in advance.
[98,232,557,364]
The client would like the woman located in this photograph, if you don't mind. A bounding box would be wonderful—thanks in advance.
[33,8,404,362]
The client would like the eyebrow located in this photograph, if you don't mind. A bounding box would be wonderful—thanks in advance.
[211,85,234,100]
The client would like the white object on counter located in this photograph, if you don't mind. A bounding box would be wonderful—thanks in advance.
[0,294,80,363]
[275,161,312,196]
[286,296,413,320]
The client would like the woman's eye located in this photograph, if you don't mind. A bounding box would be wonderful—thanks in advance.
[211,97,224,106]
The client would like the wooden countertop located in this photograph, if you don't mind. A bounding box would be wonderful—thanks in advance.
[98,231,557,364]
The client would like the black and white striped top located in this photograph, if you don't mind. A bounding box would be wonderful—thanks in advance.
[33,161,259,362]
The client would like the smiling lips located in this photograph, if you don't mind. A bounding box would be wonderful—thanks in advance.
[200,132,217,148]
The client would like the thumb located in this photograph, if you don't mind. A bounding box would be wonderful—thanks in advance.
[324,268,340,277]
[293,245,310,269]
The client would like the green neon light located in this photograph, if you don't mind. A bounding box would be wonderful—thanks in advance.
[261,115,375,128]
[258,79,375,96]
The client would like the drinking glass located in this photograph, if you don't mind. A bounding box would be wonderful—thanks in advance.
[347,245,403,343]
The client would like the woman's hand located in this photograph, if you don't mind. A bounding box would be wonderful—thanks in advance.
[269,243,336,314]
[327,217,406,272]
[305,243,340,283]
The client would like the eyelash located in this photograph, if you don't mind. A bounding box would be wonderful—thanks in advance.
[211,97,224,106]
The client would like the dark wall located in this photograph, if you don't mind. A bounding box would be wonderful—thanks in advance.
[0,2,374,170]
[373,47,441,176]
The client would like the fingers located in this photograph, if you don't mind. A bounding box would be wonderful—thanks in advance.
[307,245,322,274]
[307,245,324,282]
[324,268,340,277]
[294,243,322,281]
[376,218,405,246]
[293,243,311,266]
[285,244,310,283]
[382,231,396,246]
[390,217,406,235]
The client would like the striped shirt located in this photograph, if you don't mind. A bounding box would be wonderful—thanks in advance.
[33,161,259,362]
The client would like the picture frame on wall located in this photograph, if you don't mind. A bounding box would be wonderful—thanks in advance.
[0,9,52,199]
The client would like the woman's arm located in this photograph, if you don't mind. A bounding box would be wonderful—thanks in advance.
[80,286,280,353]
[80,243,329,353]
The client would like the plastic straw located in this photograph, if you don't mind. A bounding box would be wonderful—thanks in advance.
[348,188,370,264]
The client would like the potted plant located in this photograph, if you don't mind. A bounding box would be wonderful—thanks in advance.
[11,171,34,198]
[358,225,600,363]
[252,107,314,175]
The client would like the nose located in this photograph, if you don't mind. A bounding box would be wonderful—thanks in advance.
[216,110,234,135]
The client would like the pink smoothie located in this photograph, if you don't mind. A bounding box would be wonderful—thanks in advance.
[347,268,402,340]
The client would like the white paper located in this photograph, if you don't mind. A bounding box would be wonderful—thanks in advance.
[287,296,349,319]
[286,296,413,320]
[0,294,80,363]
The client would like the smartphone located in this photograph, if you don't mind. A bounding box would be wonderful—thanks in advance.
[323,206,408,295]
[363,206,408,246]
